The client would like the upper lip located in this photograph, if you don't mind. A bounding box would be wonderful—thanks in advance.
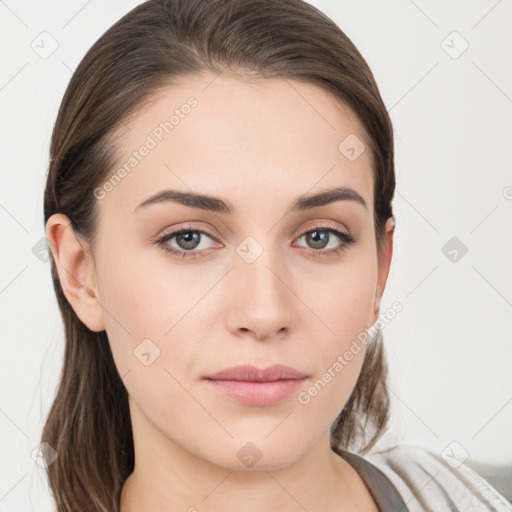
[205,364,309,382]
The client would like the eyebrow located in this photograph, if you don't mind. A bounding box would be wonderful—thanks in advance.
[133,186,368,214]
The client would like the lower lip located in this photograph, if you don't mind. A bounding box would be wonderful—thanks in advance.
[204,378,308,406]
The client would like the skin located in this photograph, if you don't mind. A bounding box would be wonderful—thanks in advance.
[46,71,394,511]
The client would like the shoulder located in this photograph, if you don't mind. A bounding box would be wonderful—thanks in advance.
[362,443,512,512]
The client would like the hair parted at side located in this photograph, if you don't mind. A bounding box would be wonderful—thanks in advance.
[42,0,395,510]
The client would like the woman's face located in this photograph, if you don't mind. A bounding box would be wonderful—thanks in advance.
[58,72,393,470]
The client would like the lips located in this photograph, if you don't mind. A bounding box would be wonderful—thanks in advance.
[204,364,309,382]
[203,364,310,406]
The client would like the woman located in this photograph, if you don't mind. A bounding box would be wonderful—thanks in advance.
[42,0,511,510]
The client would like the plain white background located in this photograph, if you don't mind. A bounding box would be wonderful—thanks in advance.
[1,0,511,510]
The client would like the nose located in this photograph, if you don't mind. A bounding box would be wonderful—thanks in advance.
[224,248,297,341]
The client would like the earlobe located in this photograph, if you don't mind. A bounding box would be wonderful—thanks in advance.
[45,213,105,332]
[372,217,395,322]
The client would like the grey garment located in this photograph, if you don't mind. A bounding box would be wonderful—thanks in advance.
[334,443,512,512]
[333,445,410,511]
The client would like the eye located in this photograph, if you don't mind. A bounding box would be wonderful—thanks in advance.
[155,224,218,259]
[293,223,356,257]
[154,222,356,260]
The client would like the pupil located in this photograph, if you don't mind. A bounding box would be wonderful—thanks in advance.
[178,232,200,250]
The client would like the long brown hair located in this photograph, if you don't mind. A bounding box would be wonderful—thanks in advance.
[42,0,395,510]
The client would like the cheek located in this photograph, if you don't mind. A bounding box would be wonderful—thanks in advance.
[294,257,377,404]
[300,257,377,350]
[93,241,170,374]
[94,242,210,403]
[97,261,200,433]
[294,308,372,429]
[97,237,198,340]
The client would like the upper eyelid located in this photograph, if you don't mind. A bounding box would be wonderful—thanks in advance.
[298,222,348,235]
[160,223,218,238]
[160,222,349,237]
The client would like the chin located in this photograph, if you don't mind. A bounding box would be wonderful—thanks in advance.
[203,435,309,472]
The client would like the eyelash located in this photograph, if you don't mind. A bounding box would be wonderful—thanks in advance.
[155,222,356,260]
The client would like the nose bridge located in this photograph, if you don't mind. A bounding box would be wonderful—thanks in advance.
[227,233,295,336]
[237,235,289,301]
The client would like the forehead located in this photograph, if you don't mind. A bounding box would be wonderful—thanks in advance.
[101,72,374,216]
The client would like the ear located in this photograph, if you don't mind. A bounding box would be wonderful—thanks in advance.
[45,213,105,332]
[372,216,395,323]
